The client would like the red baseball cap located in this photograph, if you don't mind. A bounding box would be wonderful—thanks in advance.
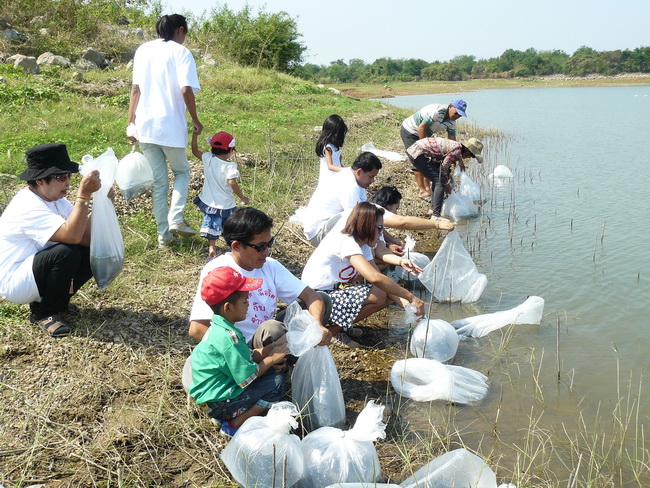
[210,131,236,151]
[201,266,263,306]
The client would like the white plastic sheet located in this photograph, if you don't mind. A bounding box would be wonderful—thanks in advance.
[115,148,153,202]
[459,172,482,202]
[220,402,304,488]
[80,148,124,290]
[285,301,323,357]
[360,142,407,162]
[418,231,487,303]
[390,358,488,404]
[300,401,386,488]
[410,318,459,362]
[453,296,545,338]
[400,448,498,488]
[292,344,345,430]
[181,355,192,392]
[442,191,479,221]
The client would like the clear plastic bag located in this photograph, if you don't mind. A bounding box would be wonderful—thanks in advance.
[491,165,513,178]
[459,172,482,202]
[360,142,406,162]
[292,345,345,431]
[220,401,304,488]
[115,147,153,203]
[418,231,487,303]
[387,251,430,283]
[181,355,192,392]
[442,191,478,221]
[285,301,323,357]
[325,484,400,488]
[410,318,459,362]
[390,358,488,404]
[80,148,124,290]
[453,296,544,338]
[400,448,498,488]
[300,401,386,488]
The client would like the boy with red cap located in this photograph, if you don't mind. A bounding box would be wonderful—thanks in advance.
[191,130,250,259]
[188,266,289,438]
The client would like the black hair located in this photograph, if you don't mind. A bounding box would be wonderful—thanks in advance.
[211,147,231,156]
[351,151,382,172]
[209,290,248,315]
[223,207,274,247]
[370,186,402,209]
[315,115,348,157]
[156,14,188,41]
[27,176,53,188]
[460,145,474,158]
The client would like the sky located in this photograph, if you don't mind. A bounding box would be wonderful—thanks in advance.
[162,0,650,66]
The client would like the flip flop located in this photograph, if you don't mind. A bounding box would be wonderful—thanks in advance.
[30,314,72,338]
[419,194,432,203]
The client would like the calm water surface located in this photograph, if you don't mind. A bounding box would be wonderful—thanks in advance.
[380,86,650,481]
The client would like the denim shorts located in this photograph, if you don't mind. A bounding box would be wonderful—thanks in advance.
[203,369,286,421]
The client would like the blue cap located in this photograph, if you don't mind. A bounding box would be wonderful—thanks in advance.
[451,99,467,117]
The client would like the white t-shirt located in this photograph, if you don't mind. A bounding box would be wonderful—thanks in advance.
[302,168,367,240]
[0,188,72,303]
[301,230,374,291]
[197,153,240,209]
[318,143,341,183]
[189,253,307,341]
[132,39,200,148]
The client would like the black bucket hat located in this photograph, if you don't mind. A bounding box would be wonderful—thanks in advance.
[19,143,79,181]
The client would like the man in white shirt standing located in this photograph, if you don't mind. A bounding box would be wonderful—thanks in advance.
[299,151,382,246]
[128,14,203,247]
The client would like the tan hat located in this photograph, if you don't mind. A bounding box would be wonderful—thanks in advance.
[462,138,484,164]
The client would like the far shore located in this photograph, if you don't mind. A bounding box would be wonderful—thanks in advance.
[330,73,650,99]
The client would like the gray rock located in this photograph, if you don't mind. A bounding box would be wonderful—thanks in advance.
[7,54,39,74]
[202,54,219,67]
[81,47,107,68]
[0,18,9,29]
[72,71,84,82]
[74,58,99,71]
[2,29,25,41]
[37,52,71,67]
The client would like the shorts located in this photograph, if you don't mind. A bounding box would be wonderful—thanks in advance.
[325,283,373,330]
[193,197,235,240]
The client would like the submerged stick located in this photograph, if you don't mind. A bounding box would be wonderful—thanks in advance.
[556,316,561,381]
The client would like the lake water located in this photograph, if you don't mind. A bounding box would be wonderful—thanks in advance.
[379,86,650,483]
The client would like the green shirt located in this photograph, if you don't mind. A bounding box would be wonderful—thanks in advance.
[188,314,258,404]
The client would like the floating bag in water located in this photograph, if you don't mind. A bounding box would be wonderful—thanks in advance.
[459,172,482,202]
[418,231,487,303]
[390,358,488,404]
[400,448,499,488]
[410,318,459,362]
[80,148,124,290]
[300,401,386,488]
[491,165,513,178]
[115,147,153,203]
[220,402,304,488]
[442,191,479,221]
[289,303,345,431]
[453,296,545,338]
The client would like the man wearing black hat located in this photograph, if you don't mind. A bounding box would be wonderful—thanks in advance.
[0,143,101,337]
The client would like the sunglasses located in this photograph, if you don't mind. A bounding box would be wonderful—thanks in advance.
[242,221,285,253]
[376,225,385,232]
[52,173,71,183]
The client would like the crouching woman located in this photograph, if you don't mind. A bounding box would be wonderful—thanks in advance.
[301,201,424,347]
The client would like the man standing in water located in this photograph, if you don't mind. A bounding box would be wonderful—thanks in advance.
[128,14,203,247]
[400,99,467,201]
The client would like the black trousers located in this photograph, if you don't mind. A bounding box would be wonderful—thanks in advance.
[411,154,448,217]
[31,243,93,319]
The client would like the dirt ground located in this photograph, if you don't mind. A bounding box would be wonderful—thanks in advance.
[0,113,452,487]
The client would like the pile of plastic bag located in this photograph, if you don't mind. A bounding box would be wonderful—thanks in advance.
[220,402,304,488]
[390,358,488,404]
[418,231,487,303]
[453,296,545,338]
[300,401,386,487]
[80,148,124,290]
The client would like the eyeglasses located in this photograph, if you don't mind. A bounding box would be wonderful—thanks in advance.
[242,236,275,253]
[52,173,71,182]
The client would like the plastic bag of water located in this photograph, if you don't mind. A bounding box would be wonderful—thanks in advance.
[115,148,153,203]
[410,318,459,362]
[453,296,545,338]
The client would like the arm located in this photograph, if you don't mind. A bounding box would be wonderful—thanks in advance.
[181,86,203,135]
[189,319,209,341]
[227,178,249,205]
[127,84,140,145]
[374,241,422,274]
[191,131,202,160]
[417,122,429,140]
[50,170,101,245]
[298,286,331,345]
[349,254,425,316]
[324,147,343,172]
[251,343,289,376]
[383,212,454,232]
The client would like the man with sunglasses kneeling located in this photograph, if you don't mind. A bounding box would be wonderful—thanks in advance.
[0,143,101,337]
[188,207,332,352]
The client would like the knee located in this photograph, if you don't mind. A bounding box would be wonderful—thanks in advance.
[267,372,286,401]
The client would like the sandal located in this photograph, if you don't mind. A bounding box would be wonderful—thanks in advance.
[419,194,432,203]
[30,314,72,338]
